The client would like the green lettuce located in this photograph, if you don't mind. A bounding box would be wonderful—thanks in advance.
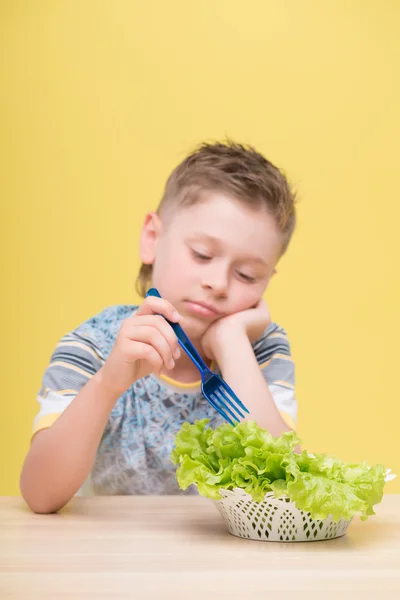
[170,419,388,522]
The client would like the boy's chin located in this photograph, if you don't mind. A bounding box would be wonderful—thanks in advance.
[180,314,211,341]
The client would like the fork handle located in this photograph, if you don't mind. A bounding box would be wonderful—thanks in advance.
[145,288,210,374]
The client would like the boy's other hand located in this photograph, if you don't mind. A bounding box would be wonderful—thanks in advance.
[97,297,181,397]
[201,299,271,360]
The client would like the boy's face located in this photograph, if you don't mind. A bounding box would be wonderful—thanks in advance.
[140,193,283,341]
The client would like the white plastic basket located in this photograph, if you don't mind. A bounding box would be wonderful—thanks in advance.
[213,488,352,542]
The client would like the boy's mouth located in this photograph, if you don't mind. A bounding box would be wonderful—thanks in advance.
[184,300,221,318]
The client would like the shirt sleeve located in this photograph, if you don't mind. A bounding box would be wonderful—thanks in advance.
[253,324,298,430]
[33,330,105,437]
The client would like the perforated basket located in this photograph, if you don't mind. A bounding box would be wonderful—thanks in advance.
[213,488,352,542]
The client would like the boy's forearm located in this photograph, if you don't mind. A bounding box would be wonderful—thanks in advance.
[212,330,292,436]
[20,369,120,514]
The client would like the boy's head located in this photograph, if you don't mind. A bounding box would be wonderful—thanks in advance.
[137,140,296,339]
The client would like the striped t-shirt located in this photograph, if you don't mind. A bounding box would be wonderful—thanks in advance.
[33,305,298,496]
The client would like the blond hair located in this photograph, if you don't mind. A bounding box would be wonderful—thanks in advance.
[136,140,296,297]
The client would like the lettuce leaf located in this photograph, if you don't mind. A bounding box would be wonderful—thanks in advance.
[170,419,388,521]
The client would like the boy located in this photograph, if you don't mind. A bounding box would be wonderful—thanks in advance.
[20,141,298,513]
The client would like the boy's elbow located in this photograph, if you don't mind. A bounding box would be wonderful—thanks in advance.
[20,484,50,514]
[20,473,65,514]
[24,498,58,515]
[21,488,65,514]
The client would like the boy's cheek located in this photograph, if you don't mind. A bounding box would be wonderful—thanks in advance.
[228,288,264,314]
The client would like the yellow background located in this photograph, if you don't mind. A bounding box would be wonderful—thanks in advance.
[1,1,399,494]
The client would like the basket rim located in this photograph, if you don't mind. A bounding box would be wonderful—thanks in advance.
[215,487,283,500]
[213,487,353,525]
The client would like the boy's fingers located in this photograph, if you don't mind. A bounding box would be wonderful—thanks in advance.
[126,315,180,354]
[135,296,180,322]
[126,326,175,369]
[123,317,180,364]
[127,341,163,373]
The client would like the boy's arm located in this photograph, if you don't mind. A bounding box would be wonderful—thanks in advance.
[21,295,182,514]
[202,300,295,437]
[212,329,293,436]
[20,372,120,514]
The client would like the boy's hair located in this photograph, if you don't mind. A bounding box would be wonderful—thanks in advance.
[136,140,297,297]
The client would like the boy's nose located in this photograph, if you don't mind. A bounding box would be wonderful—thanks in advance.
[201,266,229,298]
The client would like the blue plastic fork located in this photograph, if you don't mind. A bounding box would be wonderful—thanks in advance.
[145,288,250,425]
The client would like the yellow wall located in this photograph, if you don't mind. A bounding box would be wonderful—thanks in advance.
[1,1,399,494]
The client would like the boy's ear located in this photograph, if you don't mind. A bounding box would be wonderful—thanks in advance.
[139,212,163,265]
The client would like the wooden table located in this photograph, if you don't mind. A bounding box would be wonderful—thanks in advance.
[1,495,399,599]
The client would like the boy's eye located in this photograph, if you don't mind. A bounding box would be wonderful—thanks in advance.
[192,250,212,261]
[237,272,256,283]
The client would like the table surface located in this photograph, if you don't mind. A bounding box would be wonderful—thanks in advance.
[1,494,399,599]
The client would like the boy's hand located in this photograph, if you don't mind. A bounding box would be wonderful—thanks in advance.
[98,297,181,397]
[201,299,271,360]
